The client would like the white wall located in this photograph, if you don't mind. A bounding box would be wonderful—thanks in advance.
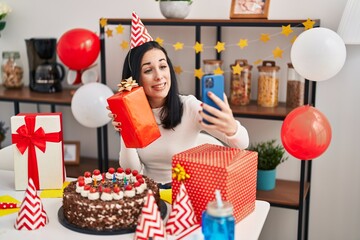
[1,0,359,239]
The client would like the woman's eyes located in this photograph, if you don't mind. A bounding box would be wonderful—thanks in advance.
[143,65,168,74]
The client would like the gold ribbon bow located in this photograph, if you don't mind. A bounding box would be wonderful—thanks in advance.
[117,77,139,92]
[172,163,190,182]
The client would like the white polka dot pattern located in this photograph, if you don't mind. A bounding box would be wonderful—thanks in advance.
[172,144,258,223]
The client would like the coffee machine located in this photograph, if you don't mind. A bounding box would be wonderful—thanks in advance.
[25,38,65,93]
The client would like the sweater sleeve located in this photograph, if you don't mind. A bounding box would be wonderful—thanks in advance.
[118,137,143,173]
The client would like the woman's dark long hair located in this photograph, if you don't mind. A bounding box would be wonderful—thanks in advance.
[122,41,183,129]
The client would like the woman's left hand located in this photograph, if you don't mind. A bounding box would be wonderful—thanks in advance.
[199,92,238,136]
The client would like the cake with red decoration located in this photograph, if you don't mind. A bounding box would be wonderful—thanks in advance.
[62,167,160,231]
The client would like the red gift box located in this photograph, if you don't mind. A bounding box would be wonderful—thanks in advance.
[172,144,258,223]
[107,86,161,148]
[11,113,65,190]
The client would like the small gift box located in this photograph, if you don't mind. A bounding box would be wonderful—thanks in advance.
[107,77,161,148]
[11,113,65,190]
[172,144,258,223]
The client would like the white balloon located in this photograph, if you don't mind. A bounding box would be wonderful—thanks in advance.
[81,68,98,84]
[291,27,346,81]
[71,82,114,128]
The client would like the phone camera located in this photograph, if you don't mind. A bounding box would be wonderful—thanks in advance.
[205,78,214,88]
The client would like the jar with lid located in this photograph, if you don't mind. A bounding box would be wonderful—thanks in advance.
[202,199,235,240]
[230,59,252,106]
[1,51,24,89]
[257,60,280,107]
[203,59,223,75]
[286,63,305,108]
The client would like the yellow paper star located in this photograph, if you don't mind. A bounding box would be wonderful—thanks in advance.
[260,33,270,43]
[253,59,263,65]
[291,35,298,44]
[120,40,129,50]
[213,67,224,75]
[194,68,205,79]
[174,66,183,74]
[281,25,293,37]
[214,41,225,53]
[237,39,248,49]
[193,42,203,54]
[173,42,184,51]
[272,47,284,58]
[100,18,107,28]
[155,37,164,46]
[303,18,315,30]
[106,28,113,37]
[115,24,124,34]
[232,64,243,75]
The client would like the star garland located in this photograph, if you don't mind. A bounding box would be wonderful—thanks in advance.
[100,18,316,78]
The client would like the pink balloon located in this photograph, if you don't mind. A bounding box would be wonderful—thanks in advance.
[281,105,332,160]
[57,28,100,70]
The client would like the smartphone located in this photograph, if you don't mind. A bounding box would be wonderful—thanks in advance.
[201,74,224,123]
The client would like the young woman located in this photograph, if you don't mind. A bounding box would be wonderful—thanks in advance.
[109,41,249,186]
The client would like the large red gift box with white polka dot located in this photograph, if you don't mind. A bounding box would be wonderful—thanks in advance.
[172,143,257,223]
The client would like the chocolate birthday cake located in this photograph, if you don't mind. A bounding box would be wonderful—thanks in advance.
[62,167,160,231]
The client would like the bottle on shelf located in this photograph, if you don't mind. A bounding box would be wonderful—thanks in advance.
[1,51,24,89]
[286,62,305,108]
[257,60,280,107]
[203,59,223,75]
[230,59,253,106]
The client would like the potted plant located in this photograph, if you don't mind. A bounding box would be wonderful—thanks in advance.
[0,121,9,149]
[248,139,288,191]
[155,0,193,19]
[0,2,11,32]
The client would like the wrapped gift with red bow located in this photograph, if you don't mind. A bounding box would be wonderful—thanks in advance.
[11,113,65,190]
[107,77,161,148]
[172,143,258,223]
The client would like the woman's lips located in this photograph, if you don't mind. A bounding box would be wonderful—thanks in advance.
[152,82,166,90]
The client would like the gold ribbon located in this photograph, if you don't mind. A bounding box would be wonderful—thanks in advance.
[117,77,139,92]
[172,163,190,182]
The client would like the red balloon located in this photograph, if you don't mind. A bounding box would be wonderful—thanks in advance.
[57,28,100,70]
[281,105,332,160]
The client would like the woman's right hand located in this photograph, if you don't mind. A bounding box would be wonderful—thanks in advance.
[106,106,122,132]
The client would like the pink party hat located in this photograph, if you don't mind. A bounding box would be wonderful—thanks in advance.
[166,183,198,236]
[14,178,48,230]
[131,12,153,49]
[134,190,166,240]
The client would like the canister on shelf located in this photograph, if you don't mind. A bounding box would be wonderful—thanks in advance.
[1,51,24,89]
[203,59,223,75]
[286,63,305,108]
[257,60,280,107]
[230,59,252,106]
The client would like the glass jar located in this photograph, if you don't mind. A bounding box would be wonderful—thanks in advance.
[203,59,223,75]
[286,63,305,108]
[230,59,252,106]
[202,201,235,240]
[1,51,24,89]
[257,61,280,107]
